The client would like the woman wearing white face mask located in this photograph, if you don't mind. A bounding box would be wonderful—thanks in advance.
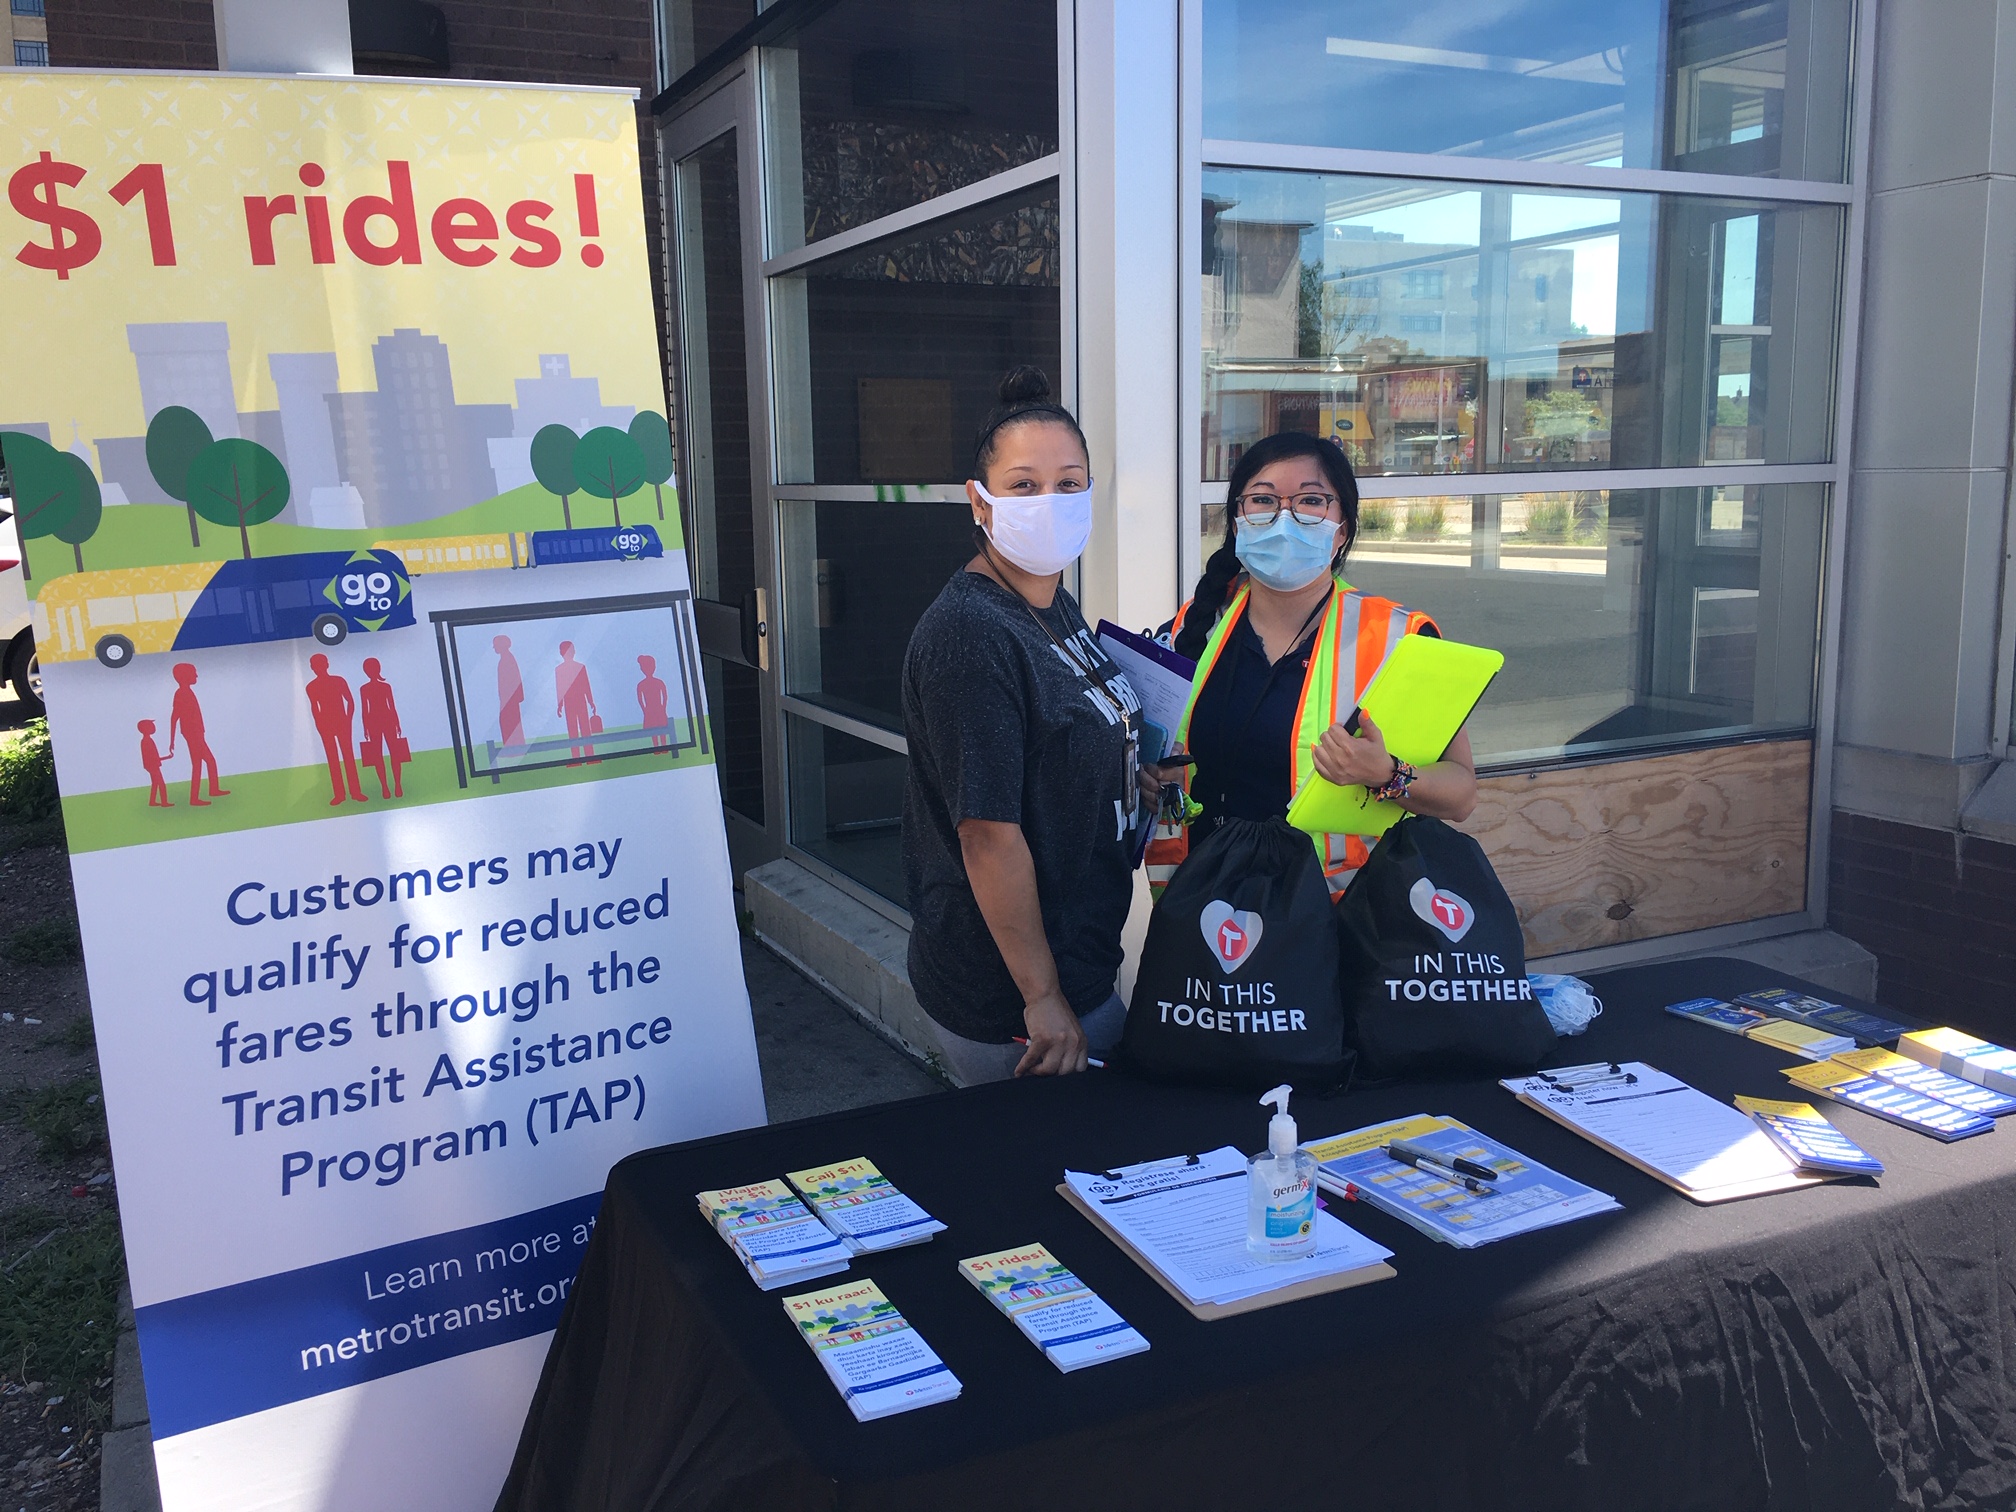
[900,366,1141,1081]
[1143,431,1477,904]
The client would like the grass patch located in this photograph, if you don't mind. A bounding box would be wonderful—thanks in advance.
[1524,499,1573,542]
[1403,500,1447,539]
[0,813,66,855]
[1,1077,107,1161]
[0,720,58,822]
[39,1015,96,1055]
[1358,502,1395,538]
[0,1204,123,1413]
[4,918,82,965]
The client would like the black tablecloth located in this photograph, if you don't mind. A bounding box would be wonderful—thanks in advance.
[494,959,2016,1512]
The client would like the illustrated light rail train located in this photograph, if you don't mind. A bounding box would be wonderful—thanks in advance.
[32,525,664,668]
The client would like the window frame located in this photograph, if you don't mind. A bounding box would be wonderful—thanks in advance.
[1177,0,1879,962]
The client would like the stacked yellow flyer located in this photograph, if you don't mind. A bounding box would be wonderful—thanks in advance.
[783,1279,963,1421]
[696,1179,853,1290]
[786,1157,946,1253]
[959,1244,1150,1372]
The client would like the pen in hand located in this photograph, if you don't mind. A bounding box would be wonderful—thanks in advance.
[1011,1036,1104,1069]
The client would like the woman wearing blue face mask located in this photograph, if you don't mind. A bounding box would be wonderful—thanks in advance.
[901,366,1142,1081]
[1144,430,1476,903]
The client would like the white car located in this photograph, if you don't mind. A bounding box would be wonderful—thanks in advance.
[0,498,40,714]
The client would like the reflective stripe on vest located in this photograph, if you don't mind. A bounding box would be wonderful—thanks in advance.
[1145,576,1437,900]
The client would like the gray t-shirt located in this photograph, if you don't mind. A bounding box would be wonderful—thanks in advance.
[901,569,1139,1041]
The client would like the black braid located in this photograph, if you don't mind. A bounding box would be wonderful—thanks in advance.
[1175,519,1243,662]
[1176,431,1359,661]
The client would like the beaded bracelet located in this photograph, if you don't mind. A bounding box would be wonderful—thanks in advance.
[1370,758,1417,804]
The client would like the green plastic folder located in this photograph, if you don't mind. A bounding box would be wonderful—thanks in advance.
[1285,634,1503,839]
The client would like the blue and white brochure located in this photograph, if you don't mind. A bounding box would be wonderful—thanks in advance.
[1734,1096,1886,1177]
[1784,1063,1997,1142]
[960,1243,1150,1372]
[1307,1114,1619,1248]
[1665,996,1774,1035]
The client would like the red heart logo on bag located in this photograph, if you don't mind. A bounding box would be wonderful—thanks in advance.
[1408,877,1474,943]
[1199,900,1264,974]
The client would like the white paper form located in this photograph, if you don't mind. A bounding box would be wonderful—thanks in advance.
[1096,621,1195,765]
[1063,1146,1392,1307]
[1501,1063,1803,1195]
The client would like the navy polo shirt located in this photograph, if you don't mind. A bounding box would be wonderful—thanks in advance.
[1185,601,1438,832]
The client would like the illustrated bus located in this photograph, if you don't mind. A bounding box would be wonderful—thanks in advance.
[372,524,664,577]
[32,548,414,667]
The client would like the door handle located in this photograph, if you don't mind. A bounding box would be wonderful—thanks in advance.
[740,587,769,672]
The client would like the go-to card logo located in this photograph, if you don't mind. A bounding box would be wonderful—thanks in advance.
[1200,900,1264,974]
[1409,878,1474,943]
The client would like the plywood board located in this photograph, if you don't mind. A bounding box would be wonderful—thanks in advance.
[1467,738,1811,957]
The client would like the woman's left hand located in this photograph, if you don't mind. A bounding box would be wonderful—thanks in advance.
[1312,711,1396,789]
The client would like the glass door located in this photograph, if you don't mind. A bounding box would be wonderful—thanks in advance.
[666,76,777,871]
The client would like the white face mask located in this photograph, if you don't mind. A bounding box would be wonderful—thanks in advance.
[974,481,1094,577]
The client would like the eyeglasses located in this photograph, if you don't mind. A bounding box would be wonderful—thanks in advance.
[1233,491,1340,527]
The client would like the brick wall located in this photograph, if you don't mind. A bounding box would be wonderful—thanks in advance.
[42,0,669,389]
[43,0,217,69]
[1828,811,2016,1042]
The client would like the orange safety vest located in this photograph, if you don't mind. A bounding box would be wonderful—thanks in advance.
[1145,576,1438,901]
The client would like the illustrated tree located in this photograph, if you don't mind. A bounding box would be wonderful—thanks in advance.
[144,405,215,547]
[530,423,581,530]
[572,425,647,527]
[53,454,105,572]
[629,411,674,523]
[184,438,291,560]
[0,431,82,582]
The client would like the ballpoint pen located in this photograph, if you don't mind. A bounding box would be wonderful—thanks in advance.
[1386,1137,1497,1183]
[1383,1141,1495,1194]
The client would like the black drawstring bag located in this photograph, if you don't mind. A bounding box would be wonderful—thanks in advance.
[1337,816,1555,1078]
[1120,818,1352,1091]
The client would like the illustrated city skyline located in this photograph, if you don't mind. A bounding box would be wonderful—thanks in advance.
[1,322,639,531]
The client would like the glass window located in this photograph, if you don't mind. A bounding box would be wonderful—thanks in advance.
[1199,483,1825,763]
[1203,0,1852,181]
[1201,169,1841,479]
[762,0,1058,256]
[771,183,1060,485]
[673,131,765,823]
[659,1,755,84]
[12,0,47,16]
[787,713,907,900]
[14,39,50,66]
[780,498,974,732]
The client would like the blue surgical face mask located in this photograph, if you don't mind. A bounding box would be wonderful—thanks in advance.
[1235,513,1341,592]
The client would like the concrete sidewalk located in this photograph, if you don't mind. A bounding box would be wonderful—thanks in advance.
[100,934,945,1510]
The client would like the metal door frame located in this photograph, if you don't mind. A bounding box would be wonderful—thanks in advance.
[662,63,785,881]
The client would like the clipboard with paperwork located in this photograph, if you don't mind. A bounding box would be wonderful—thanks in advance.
[1500,1061,1833,1204]
[1286,633,1503,838]
[1057,1147,1394,1321]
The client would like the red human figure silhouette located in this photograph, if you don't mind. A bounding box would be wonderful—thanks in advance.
[555,640,598,764]
[138,719,171,807]
[494,634,526,752]
[306,653,367,805]
[165,663,228,806]
[359,658,407,799]
[636,654,670,751]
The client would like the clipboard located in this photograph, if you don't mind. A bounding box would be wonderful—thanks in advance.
[1505,1085,1835,1205]
[1285,633,1503,839]
[1056,1183,1396,1320]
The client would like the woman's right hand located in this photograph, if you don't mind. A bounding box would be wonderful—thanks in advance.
[1016,991,1089,1076]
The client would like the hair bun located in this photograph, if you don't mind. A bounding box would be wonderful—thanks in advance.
[997,364,1052,405]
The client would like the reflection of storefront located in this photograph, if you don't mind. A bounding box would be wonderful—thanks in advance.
[641,0,2016,1031]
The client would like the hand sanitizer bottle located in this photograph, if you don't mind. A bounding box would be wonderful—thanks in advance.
[1247,1084,1317,1261]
